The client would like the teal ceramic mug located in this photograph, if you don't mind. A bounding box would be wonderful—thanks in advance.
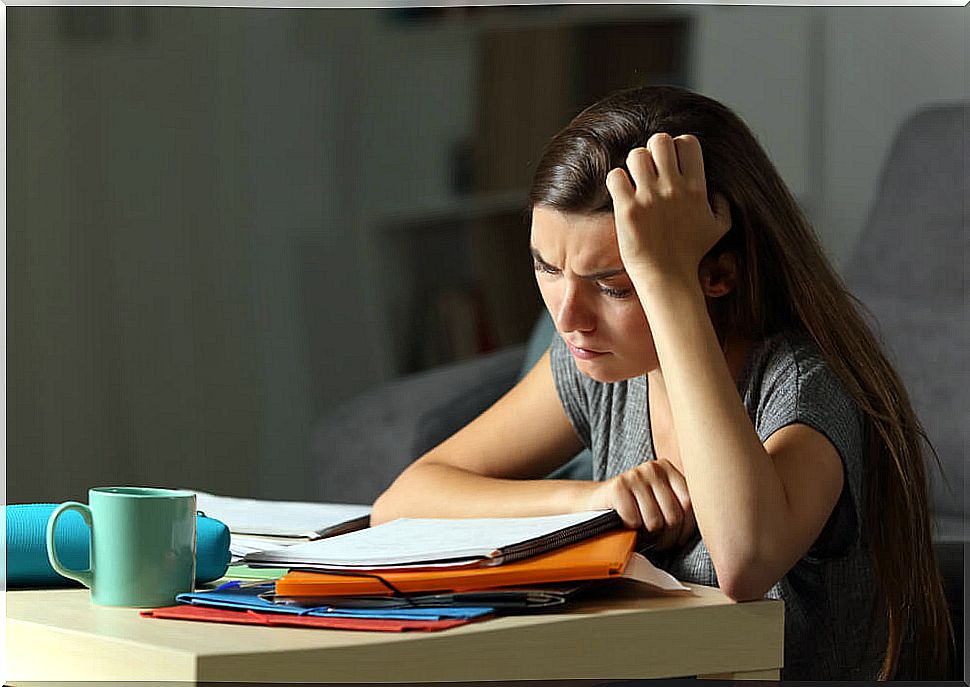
[46,487,197,607]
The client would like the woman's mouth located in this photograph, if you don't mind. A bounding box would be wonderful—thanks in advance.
[566,341,607,360]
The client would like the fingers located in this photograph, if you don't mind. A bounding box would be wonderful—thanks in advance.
[680,503,697,547]
[672,135,705,184]
[605,167,636,205]
[611,470,662,537]
[607,143,662,204]
[606,460,696,550]
[614,134,706,196]
[656,459,697,547]
[649,472,684,550]
[608,478,645,530]
[646,133,680,179]
[624,462,687,550]
[625,147,658,191]
[630,479,664,536]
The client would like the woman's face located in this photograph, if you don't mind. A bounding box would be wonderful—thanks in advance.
[530,206,658,383]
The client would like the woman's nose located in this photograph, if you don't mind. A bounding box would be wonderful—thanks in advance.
[555,284,596,333]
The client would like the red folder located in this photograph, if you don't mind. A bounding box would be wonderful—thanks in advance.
[275,528,638,597]
[141,604,479,632]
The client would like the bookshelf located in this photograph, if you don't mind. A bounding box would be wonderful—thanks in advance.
[359,7,693,377]
[365,197,538,375]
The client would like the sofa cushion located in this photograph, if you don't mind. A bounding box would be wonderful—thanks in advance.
[310,346,524,505]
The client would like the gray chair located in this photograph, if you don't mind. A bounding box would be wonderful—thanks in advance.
[309,312,591,505]
[309,343,527,505]
[843,102,968,678]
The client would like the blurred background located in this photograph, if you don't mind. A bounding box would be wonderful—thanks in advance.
[7,5,966,503]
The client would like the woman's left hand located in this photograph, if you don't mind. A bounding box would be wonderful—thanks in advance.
[605,133,731,288]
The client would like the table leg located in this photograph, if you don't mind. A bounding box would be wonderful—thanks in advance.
[696,668,780,679]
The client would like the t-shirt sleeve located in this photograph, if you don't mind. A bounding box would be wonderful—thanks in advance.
[548,334,592,449]
[754,334,867,558]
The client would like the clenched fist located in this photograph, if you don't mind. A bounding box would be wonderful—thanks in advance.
[587,457,697,550]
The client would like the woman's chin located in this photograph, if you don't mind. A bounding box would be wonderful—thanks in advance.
[576,359,635,384]
[575,354,654,383]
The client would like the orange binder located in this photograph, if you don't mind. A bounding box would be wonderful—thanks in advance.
[274,529,637,597]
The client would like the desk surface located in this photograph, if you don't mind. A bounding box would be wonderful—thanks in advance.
[6,580,783,684]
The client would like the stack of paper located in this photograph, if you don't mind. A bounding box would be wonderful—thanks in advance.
[175,581,494,620]
[186,489,371,562]
[250,509,690,601]
[143,508,691,634]
[142,578,486,633]
[272,527,690,599]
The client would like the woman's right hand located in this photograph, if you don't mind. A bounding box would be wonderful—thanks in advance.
[586,458,697,550]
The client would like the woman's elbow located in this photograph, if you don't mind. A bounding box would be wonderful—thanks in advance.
[369,461,428,525]
[720,578,768,602]
[716,562,775,602]
[370,472,409,525]
[369,491,393,526]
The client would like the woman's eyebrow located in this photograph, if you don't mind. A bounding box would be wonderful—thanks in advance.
[530,246,627,280]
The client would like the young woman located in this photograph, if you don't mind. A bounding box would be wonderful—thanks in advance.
[370,85,953,680]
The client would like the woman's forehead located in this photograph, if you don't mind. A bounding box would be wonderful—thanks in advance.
[530,207,620,267]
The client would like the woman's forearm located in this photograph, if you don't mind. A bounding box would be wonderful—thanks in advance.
[633,273,791,597]
[370,460,596,525]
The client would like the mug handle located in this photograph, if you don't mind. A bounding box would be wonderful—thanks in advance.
[46,502,94,588]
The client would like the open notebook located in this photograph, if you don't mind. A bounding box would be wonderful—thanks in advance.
[243,510,622,569]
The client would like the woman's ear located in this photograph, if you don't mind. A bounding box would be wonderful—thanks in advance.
[700,252,738,298]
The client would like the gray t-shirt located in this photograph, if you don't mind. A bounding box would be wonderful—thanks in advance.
[549,329,887,680]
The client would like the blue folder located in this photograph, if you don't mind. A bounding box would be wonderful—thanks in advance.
[176,581,493,621]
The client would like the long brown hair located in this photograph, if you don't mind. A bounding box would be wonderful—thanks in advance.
[529,85,953,680]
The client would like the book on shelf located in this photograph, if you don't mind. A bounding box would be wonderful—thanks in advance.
[419,285,496,368]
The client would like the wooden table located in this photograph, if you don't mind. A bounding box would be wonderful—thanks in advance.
[6,581,783,684]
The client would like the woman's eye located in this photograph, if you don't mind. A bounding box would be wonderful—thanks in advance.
[533,261,558,275]
[598,284,632,299]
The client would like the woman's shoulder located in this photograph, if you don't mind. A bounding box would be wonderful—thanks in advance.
[742,328,865,446]
[743,328,842,396]
[748,327,820,365]
[744,331,870,560]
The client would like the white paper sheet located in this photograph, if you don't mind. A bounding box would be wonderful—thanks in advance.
[189,489,371,539]
[229,533,303,556]
[621,552,691,592]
